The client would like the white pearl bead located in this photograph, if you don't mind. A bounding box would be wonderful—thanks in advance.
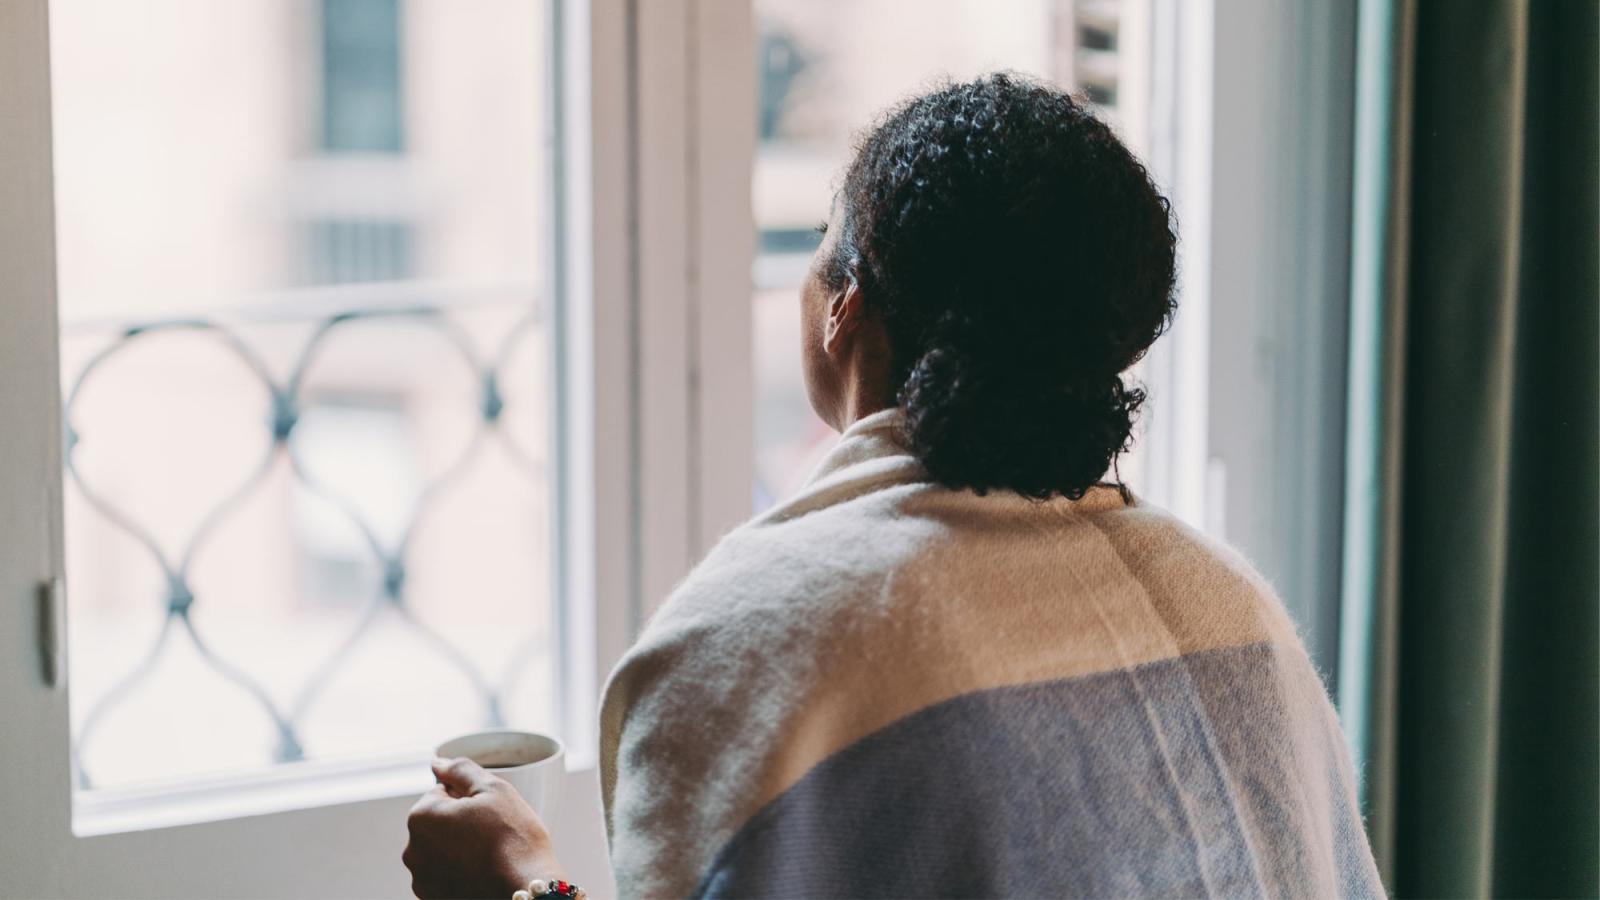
[528,879,548,895]
[512,891,533,900]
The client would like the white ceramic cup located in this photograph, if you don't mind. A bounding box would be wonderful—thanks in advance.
[435,730,564,819]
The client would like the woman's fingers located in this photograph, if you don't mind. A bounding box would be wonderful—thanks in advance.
[430,755,495,796]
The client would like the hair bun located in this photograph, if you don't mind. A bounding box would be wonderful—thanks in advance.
[899,326,1144,501]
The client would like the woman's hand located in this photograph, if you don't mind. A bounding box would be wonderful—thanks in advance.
[403,757,567,899]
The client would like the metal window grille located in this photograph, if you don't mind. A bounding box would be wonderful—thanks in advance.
[63,294,547,789]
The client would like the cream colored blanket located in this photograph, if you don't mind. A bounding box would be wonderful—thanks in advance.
[599,409,1383,898]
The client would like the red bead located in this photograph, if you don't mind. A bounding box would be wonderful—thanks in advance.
[555,882,567,893]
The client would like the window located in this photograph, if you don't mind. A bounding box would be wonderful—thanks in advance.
[52,0,557,793]
[321,0,404,154]
[2,1,1350,892]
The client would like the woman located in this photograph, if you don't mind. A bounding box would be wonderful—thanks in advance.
[403,74,1383,899]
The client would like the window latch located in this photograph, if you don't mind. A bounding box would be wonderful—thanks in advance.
[37,578,63,689]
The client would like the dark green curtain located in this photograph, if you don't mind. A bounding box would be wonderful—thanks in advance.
[1338,0,1599,896]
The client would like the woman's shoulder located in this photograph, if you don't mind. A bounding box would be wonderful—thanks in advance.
[639,480,943,645]
[1084,497,1307,652]
[642,484,1300,660]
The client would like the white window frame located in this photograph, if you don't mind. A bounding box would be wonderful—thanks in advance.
[0,0,749,895]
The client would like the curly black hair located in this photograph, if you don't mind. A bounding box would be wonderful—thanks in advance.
[825,73,1177,501]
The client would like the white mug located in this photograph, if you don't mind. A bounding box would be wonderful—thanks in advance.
[435,729,565,819]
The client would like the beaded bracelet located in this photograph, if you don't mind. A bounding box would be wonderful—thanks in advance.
[512,876,585,900]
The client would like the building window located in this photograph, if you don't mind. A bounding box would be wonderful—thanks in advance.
[321,0,404,154]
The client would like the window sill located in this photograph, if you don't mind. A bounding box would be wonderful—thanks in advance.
[73,746,598,837]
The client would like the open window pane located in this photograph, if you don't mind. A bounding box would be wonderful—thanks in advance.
[51,0,557,792]
[751,0,1155,509]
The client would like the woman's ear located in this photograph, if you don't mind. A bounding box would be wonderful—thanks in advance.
[822,264,865,356]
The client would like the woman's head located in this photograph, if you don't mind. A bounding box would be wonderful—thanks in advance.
[800,72,1177,501]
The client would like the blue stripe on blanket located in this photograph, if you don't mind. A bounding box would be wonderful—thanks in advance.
[692,641,1380,899]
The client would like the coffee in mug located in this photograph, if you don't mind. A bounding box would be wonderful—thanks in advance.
[435,730,565,819]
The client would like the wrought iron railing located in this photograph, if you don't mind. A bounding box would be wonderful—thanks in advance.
[63,288,548,789]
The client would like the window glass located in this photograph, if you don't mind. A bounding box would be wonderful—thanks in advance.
[51,0,555,790]
[752,0,1153,508]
